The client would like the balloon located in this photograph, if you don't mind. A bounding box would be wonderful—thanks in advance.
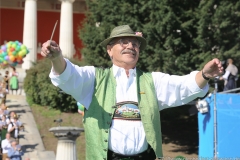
[17,58,22,62]
[12,51,17,56]
[2,52,7,57]
[9,55,15,62]
[22,49,27,55]
[1,45,6,51]
[12,43,17,49]
[18,51,24,57]
[0,41,29,65]
[4,56,9,61]
[21,45,27,50]
[16,46,21,52]
[7,42,11,48]
[10,48,15,52]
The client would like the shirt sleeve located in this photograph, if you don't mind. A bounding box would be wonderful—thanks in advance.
[7,148,14,157]
[152,71,209,110]
[7,123,12,132]
[1,140,4,148]
[222,70,230,80]
[49,58,95,109]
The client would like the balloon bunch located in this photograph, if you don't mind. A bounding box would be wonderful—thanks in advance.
[0,41,29,68]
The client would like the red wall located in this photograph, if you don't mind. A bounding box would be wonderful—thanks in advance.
[0,8,24,45]
[0,8,85,60]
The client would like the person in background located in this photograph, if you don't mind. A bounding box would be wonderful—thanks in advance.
[7,139,24,160]
[9,67,19,95]
[1,133,11,160]
[1,115,9,140]
[1,104,10,117]
[0,73,3,82]
[3,71,10,91]
[7,117,20,142]
[220,58,238,91]
[1,71,10,105]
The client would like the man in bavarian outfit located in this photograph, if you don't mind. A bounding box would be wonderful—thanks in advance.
[41,25,223,159]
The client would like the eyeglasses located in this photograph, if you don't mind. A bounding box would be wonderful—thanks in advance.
[109,38,141,48]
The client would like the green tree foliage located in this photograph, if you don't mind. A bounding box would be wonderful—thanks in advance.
[79,0,240,75]
[23,59,87,112]
[196,0,240,69]
[80,0,201,75]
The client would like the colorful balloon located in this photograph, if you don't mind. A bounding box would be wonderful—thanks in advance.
[0,41,30,66]
[1,45,6,51]
[9,55,15,62]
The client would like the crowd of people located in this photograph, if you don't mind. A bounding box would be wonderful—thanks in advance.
[0,110,24,160]
[0,67,24,160]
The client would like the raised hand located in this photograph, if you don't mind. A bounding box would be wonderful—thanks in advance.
[41,40,62,61]
[202,58,224,79]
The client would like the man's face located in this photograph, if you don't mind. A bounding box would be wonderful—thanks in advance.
[10,112,15,117]
[107,37,140,69]
[11,141,17,147]
[6,133,10,139]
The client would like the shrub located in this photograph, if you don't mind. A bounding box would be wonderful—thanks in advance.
[23,58,87,112]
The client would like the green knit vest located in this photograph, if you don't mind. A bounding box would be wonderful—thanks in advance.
[83,67,163,160]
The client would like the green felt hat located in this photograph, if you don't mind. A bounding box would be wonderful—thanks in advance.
[100,25,146,50]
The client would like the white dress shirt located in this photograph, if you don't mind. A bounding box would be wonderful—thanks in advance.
[50,59,208,155]
[1,139,11,154]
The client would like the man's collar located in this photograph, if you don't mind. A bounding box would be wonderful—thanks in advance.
[112,64,136,77]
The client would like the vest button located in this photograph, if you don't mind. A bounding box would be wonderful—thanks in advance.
[109,113,112,116]
[107,122,111,125]
[103,149,107,151]
[103,158,106,160]
[105,130,108,133]
[104,139,108,142]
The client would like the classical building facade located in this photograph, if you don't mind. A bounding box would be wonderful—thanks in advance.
[0,0,86,69]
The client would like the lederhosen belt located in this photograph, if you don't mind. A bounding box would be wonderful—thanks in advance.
[111,101,141,121]
[108,101,156,160]
[107,145,156,160]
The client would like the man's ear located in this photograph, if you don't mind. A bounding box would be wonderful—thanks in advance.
[107,45,113,57]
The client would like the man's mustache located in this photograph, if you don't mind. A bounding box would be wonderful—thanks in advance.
[121,49,137,55]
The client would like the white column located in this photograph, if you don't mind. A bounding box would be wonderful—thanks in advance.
[59,0,75,59]
[22,0,37,69]
[56,140,76,160]
[49,127,84,160]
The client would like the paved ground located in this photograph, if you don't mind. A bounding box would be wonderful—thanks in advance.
[6,94,56,160]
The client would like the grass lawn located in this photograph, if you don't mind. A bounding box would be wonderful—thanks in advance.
[30,104,86,160]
